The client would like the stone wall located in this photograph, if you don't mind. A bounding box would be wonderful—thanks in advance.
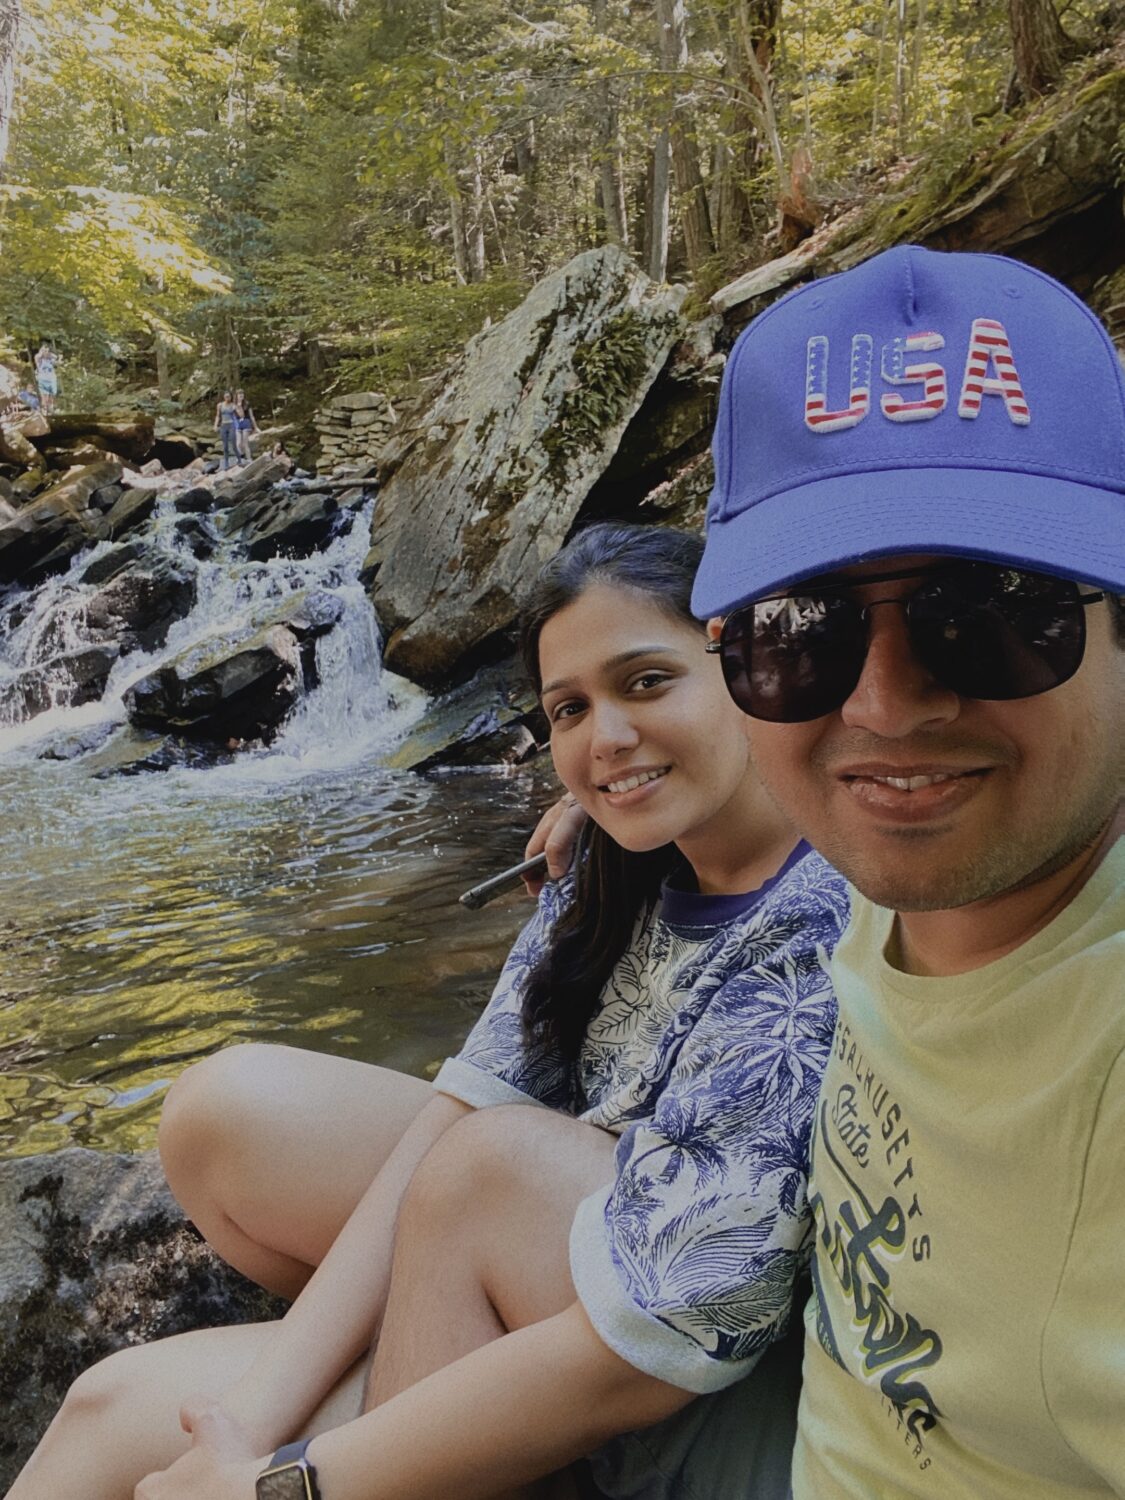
[314,391,396,473]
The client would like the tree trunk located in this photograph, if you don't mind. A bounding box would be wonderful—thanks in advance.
[591,0,628,249]
[0,0,22,175]
[466,149,487,283]
[513,126,543,271]
[647,132,672,281]
[1008,0,1070,98]
[155,335,172,401]
[654,0,714,272]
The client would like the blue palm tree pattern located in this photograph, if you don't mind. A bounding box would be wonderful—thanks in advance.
[433,847,849,1390]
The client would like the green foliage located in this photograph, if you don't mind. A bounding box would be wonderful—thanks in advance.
[543,309,660,469]
[0,0,1113,416]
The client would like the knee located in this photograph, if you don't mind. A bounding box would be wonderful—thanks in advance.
[53,1347,138,1432]
[397,1106,535,1235]
[158,1043,284,1207]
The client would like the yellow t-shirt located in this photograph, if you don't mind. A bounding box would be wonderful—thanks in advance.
[793,836,1125,1499]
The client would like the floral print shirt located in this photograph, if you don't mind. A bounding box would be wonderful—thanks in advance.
[434,843,849,1392]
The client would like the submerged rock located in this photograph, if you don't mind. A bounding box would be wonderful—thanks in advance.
[0,1149,285,1491]
[368,245,686,686]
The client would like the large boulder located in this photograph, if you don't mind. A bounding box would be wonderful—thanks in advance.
[0,461,122,585]
[0,1149,285,1490]
[123,592,343,744]
[367,245,687,685]
[32,413,155,465]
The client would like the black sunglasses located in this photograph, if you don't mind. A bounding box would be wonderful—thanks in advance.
[707,563,1106,723]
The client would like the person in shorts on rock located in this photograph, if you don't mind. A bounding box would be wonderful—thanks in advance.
[692,244,1123,1497]
[33,343,58,415]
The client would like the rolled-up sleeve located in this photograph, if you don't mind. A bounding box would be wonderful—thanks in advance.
[433,879,576,1112]
[570,950,836,1392]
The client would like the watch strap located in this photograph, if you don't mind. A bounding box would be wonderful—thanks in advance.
[256,1438,322,1500]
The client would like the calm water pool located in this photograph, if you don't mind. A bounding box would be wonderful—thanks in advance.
[1,754,556,1156]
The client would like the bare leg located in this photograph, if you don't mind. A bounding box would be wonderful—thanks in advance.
[8,1322,364,1500]
[367,1104,618,1500]
[159,1044,432,1298]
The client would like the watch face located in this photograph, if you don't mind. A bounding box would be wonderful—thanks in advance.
[256,1462,315,1500]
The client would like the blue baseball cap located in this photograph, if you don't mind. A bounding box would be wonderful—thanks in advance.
[692,245,1125,617]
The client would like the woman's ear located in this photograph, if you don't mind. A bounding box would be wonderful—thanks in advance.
[706,617,723,644]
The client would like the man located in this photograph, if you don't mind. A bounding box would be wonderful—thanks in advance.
[694,244,1124,1497]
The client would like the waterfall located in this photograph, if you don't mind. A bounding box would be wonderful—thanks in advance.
[0,483,427,768]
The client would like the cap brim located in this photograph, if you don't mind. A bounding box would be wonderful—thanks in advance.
[691,467,1125,616]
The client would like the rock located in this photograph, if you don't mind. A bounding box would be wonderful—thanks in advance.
[0,462,122,586]
[36,413,156,465]
[0,475,13,505]
[124,594,342,744]
[211,452,291,508]
[153,433,199,469]
[80,542,147,588]
[639,448,715,529]
[0,422,43,468]
[84,555,198,654]
[220,485,360,561]
[381,659,539,772]
[0,1149,285,1489]
[90,480,125,513]
[102,485,160,541]
[173,486,215,515]
[367,246,686,686]
[12,470,46,503]
[0,644,120,720]
[35,719,120,761]
[172,514,219,560]
[43,441,121,468]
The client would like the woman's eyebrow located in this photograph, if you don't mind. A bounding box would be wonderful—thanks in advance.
[540,645,682,697]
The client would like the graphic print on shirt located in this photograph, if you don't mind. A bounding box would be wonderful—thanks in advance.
[808,1018,944,1472]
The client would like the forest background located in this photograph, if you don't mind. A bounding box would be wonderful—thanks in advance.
[0,0,1119,432]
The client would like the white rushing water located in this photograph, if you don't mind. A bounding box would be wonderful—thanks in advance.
[0,484,427,771]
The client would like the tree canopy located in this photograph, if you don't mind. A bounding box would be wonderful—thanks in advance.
[0,0,1113,409]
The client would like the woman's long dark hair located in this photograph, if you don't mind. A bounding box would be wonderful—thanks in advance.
[517,521,706,1062]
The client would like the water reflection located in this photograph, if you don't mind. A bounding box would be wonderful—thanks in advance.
[1,756,557,1156]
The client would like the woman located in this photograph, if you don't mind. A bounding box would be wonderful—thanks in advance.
[12,524,848,1500]
[235,389,259,464]
[34,343,58,415]
[214,390,240,470]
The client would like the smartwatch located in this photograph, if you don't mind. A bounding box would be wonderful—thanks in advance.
[255,1439,322,1500]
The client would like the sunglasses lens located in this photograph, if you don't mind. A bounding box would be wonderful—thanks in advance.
[721,594,867,722]
[911,567,1087,700]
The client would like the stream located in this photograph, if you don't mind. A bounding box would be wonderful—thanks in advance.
[1,477,554,1159]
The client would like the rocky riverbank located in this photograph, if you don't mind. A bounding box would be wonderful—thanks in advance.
[0,1150,286,1490]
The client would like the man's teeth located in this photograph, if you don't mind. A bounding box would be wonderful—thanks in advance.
[605,768,668,794]
[872,773,958,791]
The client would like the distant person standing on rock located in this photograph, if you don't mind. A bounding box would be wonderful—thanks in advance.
[214,390,240,471]
[33,344,58,416]
[235,389,259,465]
